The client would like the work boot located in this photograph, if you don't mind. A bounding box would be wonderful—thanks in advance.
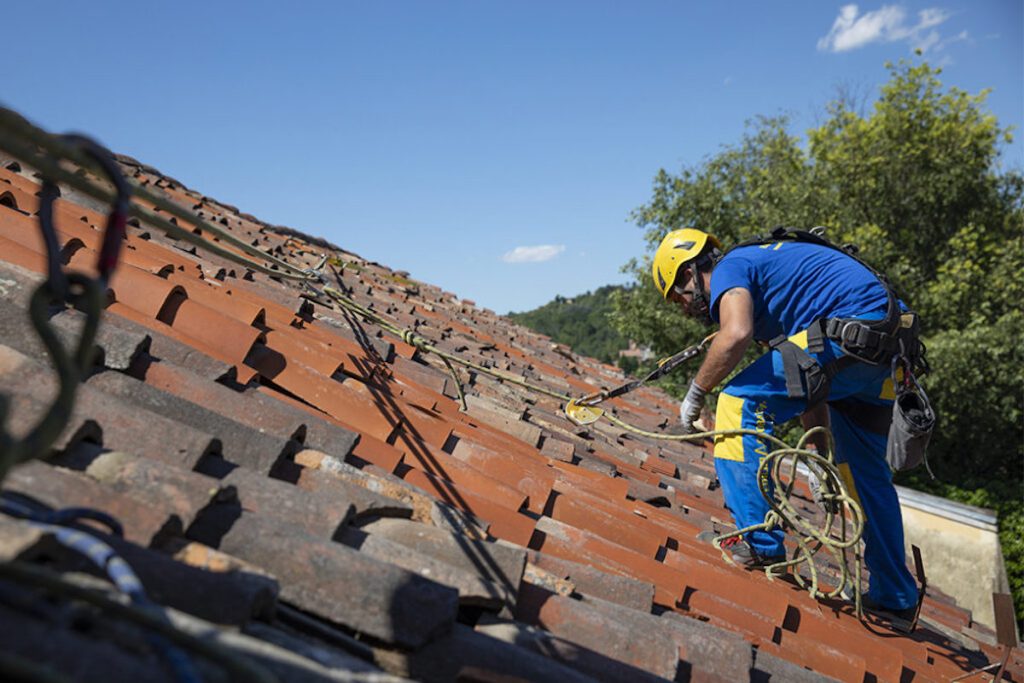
[697,531,786,568]
[861,595,918,633]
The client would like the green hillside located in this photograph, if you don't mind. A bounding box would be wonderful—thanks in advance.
[507,285,631,365]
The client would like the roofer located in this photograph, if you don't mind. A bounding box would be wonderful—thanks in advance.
[652,226,928,622]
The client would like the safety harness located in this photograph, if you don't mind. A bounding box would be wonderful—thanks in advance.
[724,226,927,411]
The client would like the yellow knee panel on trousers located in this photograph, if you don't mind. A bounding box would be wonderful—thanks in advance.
[713,393,747,462]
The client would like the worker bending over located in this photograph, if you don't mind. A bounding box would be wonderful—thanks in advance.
[652,227,924,622]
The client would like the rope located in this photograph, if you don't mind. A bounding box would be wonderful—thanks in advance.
[0,650,73,683]
[0,274,103,485]
[0,561,278,683]
[316,284,867,612]
[603,413,865,614]
[0,500,204,682]
[0,131,121,484]
[0,117,867,616]
[0,108,317,282]
[0,129,258,678]
[323,285,572,403]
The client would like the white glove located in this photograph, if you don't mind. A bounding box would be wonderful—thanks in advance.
[679,381,708,433]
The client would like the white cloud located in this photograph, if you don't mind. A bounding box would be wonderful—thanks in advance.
[502,244,566,264]
[817,4,953,53]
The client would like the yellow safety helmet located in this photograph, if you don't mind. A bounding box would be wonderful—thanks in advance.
[651,228,722,299]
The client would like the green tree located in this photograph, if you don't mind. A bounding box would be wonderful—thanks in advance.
[614,59,1024,624]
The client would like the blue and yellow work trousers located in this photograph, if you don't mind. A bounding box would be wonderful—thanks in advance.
[713,332,918,610]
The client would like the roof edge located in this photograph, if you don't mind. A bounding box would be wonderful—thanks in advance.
[895,486,999,532]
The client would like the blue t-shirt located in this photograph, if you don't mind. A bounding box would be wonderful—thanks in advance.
[709,241,890,342]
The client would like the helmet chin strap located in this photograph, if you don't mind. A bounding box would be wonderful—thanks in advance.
[688,262,713,325]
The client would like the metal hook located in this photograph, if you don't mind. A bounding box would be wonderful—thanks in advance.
[38,134,131,292]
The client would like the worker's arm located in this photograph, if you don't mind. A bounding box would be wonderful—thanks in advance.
[679,287,754,432]
[694,287,754,390]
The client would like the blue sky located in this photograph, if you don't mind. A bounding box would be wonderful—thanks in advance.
[3,2,1021,314]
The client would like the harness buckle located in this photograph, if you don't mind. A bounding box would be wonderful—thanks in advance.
[838,321,883,365]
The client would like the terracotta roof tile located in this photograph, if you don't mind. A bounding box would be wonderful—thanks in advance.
[515,584,682,680]
[187,507,458,648]
[5,461,187,547]
[0,147,1018,682]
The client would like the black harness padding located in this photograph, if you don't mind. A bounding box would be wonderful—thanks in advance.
[770,332,857,407]
[738,226,924,407]
[729,227,905,364]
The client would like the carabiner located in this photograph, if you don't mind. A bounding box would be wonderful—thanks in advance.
[39,134,131,290]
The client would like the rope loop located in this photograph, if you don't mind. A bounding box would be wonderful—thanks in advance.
[400,329,428,350]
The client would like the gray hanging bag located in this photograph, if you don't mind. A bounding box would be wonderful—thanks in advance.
[886,378,935,473]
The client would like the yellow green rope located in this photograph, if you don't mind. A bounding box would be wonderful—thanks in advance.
[320,284,867,614]
[0,113,867,617]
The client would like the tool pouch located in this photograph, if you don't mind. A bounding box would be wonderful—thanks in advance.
[886,386,935,472]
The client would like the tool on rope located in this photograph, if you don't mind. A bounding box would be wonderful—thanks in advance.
[314,283,871,616]
[565,333,717,426]
[0,108,316,282]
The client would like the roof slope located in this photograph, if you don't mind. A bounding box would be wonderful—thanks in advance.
[0,149,1020,683]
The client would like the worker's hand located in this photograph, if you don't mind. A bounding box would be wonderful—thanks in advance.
[679,381,708,433]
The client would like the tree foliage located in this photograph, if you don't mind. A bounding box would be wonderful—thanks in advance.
[614,59,1024,623]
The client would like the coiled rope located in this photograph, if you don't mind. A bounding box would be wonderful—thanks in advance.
[316,283,867,615]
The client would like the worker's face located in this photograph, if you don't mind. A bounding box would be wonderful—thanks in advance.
[668,267,710,321]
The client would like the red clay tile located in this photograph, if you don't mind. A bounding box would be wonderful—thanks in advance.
[774,629,872,683]
[0,235,47,274]
[539,437,575,462]
[683,589,779,643]
[107,265,188,320]
[125,236,203,275]
[168,273,266,325]
[106,301,239,371]
[263,328,345,377]
[514,584,680,680]
[548,461,630,501]
[350,433,404,473]
[388,400,455,451]
[641,454,678,478]
[168,299,264,363]
[248,353,399,443]
[546,490,666,558]
[400,467,534,546]
[534,518,685,607]
[448,436,555,514]
[785,608,907,682]
[0,205,48,251]
[398,445,528,513]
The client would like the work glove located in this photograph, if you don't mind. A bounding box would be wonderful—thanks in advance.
[679,381,708,433]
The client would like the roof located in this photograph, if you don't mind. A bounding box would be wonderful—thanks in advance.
[0,142,1021,683]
